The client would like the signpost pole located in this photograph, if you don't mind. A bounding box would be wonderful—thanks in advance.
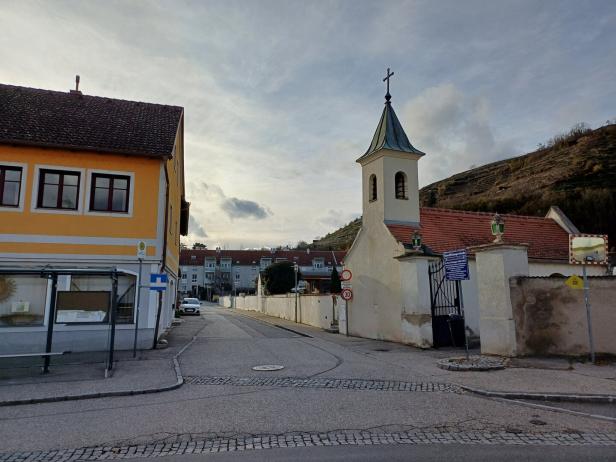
[106,271,118,377]
[345,300,349,337]
[294,264,298,323]
[132,258,143,358]
[582,265,596,364]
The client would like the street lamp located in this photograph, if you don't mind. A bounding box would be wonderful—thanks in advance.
[491,213,505,243]
[411,231,422,250]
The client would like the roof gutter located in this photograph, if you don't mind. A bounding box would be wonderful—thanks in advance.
[153,162,170,349]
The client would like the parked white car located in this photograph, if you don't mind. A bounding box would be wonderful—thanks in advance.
[290,280,307,293]
[179,297,201,315]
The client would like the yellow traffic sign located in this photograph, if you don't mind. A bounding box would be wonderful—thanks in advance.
[565,275,584,290]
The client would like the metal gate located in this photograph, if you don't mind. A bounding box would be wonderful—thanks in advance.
[428,260,465,348]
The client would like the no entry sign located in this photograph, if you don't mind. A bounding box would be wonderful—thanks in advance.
[340,269,352,281]
[341,288,353,301]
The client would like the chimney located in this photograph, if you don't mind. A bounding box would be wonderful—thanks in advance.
[70,75,82,95]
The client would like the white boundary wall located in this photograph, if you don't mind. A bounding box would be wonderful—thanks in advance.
[219,294,341,330]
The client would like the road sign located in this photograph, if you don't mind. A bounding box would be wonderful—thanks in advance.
[443,250,469,281]
[137,241,147,259]
[565,275,584,290]
[341,288,353,301]
[341,281,352,289]
[150,273,168,291]
[340,269,352,281]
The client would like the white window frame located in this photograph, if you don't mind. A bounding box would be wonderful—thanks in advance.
[0,161,28,213]
[313,258,324,269]
[191,273,198,283]
[84,169,135,218]
[31,165,86,215]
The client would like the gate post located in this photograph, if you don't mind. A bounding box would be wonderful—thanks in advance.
[470,243,529,356]
[397,253,439,348]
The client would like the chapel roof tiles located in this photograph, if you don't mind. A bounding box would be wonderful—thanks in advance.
[0,83,183,157]
[387,207,571,261]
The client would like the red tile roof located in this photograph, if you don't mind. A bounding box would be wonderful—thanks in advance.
[387,207,570,261]
[180,249,346,266]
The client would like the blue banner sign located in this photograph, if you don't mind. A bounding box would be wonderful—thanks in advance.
[443,250,469,281]
[150,273,168,291]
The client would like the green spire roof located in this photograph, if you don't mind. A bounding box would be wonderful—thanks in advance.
[357,101,425,162]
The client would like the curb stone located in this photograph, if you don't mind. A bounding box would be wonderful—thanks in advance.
[461,385,616,404]
[0,332,199,407]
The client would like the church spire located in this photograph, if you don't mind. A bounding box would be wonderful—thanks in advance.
[357,68,426,163]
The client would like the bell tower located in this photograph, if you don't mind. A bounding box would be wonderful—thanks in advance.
[357,69,425,228]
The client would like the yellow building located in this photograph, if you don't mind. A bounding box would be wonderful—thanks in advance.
[0,83,188,353]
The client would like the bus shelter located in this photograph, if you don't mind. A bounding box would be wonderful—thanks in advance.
[0,266,133,376]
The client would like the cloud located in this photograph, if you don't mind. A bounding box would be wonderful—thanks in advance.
[402,84,517,186]
[188,213,207,238]
[191,182,271,221]
[221,197,270,220]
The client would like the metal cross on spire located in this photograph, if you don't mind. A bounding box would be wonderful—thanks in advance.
[383,68,394,102]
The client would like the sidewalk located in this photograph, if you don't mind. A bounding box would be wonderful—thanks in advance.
[0,317,206,406]
[230,307,616,402]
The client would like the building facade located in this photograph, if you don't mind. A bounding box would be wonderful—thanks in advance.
[0,83,188,353]
[179,249,346,298]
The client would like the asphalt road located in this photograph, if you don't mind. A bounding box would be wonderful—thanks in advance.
[0,303,614,461]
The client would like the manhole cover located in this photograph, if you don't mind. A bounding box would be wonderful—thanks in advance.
[252,365,284,371]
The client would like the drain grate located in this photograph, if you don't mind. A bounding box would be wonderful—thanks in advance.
[252,365,284,371]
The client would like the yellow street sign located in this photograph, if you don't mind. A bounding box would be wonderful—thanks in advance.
[565,275,584,290]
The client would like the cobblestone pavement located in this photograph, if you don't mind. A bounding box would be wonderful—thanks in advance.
[1,428,615,461]
[184,375,461,393]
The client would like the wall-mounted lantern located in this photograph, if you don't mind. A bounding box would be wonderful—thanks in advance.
[491,213,505,243]
[411,231,422,250]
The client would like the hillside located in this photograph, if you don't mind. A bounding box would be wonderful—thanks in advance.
[311,123,616,251]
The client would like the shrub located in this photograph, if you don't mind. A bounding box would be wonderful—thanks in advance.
[263,261,301,295]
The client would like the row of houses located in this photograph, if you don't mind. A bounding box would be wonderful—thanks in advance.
[0,82,188,354]
[179,249,346,298]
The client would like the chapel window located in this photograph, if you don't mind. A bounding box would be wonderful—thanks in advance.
[395,171,407,199]
[369,174,377,201]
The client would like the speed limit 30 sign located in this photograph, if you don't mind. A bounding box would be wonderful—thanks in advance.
[341,288,353,301]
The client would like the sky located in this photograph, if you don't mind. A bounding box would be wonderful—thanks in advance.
[1,0,615,248]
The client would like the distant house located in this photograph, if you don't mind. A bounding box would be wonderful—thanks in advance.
[179,249,346,298]
[0,82,188,353]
